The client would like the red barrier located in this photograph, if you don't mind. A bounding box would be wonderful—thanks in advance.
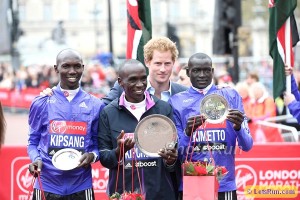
[0,88,40,109]
[235,143,300,199]
[0,88,105,109]
[0,146,108,200]
[1,144,299,200]
[0,88,12,107]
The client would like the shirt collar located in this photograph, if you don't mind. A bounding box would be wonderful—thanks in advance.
[123,95,146,110]
[57,83,80,101]
[146,77,172,101]
[119,90,155,110]
[191,81,213,95]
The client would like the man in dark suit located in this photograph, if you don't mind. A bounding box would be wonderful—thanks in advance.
[102,36,187,105]
[101,37,187,200]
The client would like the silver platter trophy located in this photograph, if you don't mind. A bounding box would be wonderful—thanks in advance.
[134,114,177,157]
[52,148,82,170]
[200,93,229,124]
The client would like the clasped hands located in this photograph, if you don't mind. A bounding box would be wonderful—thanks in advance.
[115,130,177,165]
[185,109,245,136]
[28,152,95,176]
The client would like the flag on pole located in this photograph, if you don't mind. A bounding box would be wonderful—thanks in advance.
[269,0,299,99]
[126,0,152,66]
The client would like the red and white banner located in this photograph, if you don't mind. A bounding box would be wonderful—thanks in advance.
[0,88,104,109]
[235,143,300,199]
[1,143,299,200]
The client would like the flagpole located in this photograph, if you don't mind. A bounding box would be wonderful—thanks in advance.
[285,17,291,93]
[284,17,292,117]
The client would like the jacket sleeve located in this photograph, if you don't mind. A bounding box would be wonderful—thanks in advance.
[168,97,189,159]
[88,99,105,162]
[288,101,300,123]
[235,120,253,152]
[101,81,123,105]
[98,109,119,168]
[291,75,300,101]
[164,105,178,171]
[233,90,253,152]
[27,96,48,162]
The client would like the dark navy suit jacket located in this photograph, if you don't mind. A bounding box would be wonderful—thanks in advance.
[102,80,187,105]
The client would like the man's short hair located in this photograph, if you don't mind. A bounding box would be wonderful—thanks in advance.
[56,48,82,65]
[118,59,145,78]
[144,37,178,62]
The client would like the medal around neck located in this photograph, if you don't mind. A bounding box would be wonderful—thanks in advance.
[200,93,229,124]
[52,148,82,170]
[134,114,177,157]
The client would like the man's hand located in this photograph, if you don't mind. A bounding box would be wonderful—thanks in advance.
[28,160,43,177]
[158,146,178,165]
[40,87,55,96]
[185,115,206,136]
[285,65,293,76]
[226,109,245,131]
[77,153,95,168]
[284,92,296,106]
[115,130,135,159]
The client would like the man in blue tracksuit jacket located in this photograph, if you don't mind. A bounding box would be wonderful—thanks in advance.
[27,49,104,199]
[169,53,253,200]
[284,66,300,124]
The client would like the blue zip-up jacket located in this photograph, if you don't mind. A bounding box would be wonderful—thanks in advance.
[287,75,300,123]
[98,91,177,200]
[168,85,253,192]
[27,86,104,195]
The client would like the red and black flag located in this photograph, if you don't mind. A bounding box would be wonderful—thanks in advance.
[126,0,152,66]
[269,0,299,99]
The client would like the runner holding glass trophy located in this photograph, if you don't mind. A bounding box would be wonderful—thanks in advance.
[169,53,253,200]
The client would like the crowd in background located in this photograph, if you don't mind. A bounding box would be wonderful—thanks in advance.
[0,61,117,96]
[1,58,300,142]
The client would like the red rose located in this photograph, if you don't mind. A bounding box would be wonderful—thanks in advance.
[220,166,228,174]
[194,165,207,175]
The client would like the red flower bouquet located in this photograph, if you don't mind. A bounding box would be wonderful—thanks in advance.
[109,191,144,200]
[182,160,228,181]
[182,159,227,200]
